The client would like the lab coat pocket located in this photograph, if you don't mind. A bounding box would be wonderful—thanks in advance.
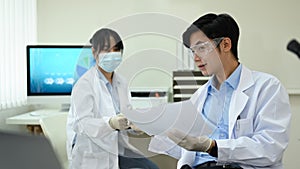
[235,118,253,137]
[81,151,108,169]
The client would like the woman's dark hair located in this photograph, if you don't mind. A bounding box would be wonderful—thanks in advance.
[182,13,240,60]
[89,28,124,53]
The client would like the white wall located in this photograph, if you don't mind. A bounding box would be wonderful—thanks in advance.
[284,95,300,169]
[4,0,295,168]
[37,0,300,91]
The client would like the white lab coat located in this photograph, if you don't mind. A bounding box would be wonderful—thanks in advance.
[66,66,138,169]
[149,65,291,169]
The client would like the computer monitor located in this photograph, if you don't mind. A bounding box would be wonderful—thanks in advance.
[26,45,95,111]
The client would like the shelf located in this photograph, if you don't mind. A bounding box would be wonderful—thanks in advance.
[173,94,193,98]
[173,76,211,81]
[173,85,202,89]
[172,70,208,102]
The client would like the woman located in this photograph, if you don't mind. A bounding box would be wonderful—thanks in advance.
[66,28,159,169]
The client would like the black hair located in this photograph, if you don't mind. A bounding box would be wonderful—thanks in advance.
[182,13,240,60]
[89,28,124,53]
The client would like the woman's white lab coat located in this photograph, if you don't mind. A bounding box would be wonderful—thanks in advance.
[149,65,291,169]
[66,66,137,169]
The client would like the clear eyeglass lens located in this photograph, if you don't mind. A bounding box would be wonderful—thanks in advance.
[190,41,214,57]
[190,37,224,58]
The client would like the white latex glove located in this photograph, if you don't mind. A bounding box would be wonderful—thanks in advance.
[128,122,144,135]
[167,129,213,152]
[109,114,130,130]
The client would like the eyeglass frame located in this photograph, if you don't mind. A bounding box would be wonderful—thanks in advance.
[189,37,224,58]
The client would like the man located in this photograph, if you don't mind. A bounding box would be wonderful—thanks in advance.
[166,13,291,169]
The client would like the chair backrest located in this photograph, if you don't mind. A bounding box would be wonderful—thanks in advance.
[0,131,62,169]
[40,113,68,169]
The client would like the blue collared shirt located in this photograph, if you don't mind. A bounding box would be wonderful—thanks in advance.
[193,64,242,167]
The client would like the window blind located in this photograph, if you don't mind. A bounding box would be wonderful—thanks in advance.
[0,0,37,110]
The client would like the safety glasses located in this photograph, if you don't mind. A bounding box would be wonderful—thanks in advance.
[190,37,224,58]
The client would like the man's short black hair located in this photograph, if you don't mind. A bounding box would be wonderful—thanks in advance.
[182,13,240,60]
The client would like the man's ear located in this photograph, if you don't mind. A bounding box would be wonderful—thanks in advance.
[221,37,232,52]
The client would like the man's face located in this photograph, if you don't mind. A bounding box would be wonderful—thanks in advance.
[189,31,223,76]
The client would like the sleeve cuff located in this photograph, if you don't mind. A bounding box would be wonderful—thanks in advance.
[208,140,218,157]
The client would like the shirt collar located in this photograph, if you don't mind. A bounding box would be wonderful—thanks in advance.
[95,67,119,87]
[208,63,242,91]
[225,63,242,89]
[96,68,110,85]
[207,77,215,92]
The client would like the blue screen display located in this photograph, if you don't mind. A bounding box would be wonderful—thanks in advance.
[28,46,94,95]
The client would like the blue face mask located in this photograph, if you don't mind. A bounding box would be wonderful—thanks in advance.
[98,52,122,73]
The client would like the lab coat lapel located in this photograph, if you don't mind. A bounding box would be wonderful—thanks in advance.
[113,73,130,112]
[228,66,254,138]
[190,83,209,111]
[228,91,248,138]
[113,73,141,153]
[92,67,117,117]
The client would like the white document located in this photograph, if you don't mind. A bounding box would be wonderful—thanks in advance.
[123,100,213,137]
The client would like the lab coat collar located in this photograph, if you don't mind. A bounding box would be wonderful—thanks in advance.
[94,66,121,87]
[236,64,254,92]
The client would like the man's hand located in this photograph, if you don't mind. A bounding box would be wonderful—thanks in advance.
[109,114,130,130]
[167,129,213,152]
[128,122,144,135]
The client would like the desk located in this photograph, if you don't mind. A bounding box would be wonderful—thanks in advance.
[6,109,68,134]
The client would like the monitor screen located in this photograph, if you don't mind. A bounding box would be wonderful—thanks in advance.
[26,45,95,107]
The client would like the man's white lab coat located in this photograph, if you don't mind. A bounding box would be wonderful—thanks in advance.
[150,65,291,169]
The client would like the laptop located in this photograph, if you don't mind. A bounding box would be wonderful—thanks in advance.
[0,131,62,169]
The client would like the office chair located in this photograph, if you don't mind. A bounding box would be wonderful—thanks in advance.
[40,113,68,169]
[0,131,62,169]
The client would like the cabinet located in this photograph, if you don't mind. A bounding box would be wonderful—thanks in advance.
[172,71,210,102]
